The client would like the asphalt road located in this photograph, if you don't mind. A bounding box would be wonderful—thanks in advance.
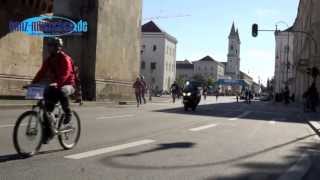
[0,96,319,180]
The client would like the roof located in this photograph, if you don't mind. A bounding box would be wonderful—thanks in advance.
[198,56,216,62]
[229,22,236,37]
[196,56,224,67]
[142,21,178,43]
[176,61,194,69]
[229,22,240,42]
[240,71,253,80]
[177,60,192,64]
[142,21,163,32]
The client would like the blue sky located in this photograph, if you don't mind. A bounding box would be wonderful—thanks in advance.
[142,0,300,85]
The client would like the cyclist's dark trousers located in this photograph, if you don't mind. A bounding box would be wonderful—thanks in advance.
[44,86,73,119]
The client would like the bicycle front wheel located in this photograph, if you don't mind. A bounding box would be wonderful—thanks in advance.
[58,111,81,150]
[13,111,43,157]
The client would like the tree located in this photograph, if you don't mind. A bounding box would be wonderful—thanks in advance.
[207,77,214,86]
[176,75,185,88]
[192,74,206,85]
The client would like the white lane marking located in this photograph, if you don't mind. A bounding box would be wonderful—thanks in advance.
[269,120,276,124]
[0,123,26,128]
[96,114,134,120]
[229,111,252,121]
[189,124,217,132]
[65,139,155,160]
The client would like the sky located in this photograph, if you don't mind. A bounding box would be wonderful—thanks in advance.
[142,0,300,85]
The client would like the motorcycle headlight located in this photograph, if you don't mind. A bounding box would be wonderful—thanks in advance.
[183,93,186,96]
[187,92,192,96]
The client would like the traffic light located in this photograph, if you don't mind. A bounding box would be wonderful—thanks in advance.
[252,24,258,37]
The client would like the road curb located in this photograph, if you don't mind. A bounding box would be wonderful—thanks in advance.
[0,101,114,109]
[277,153,311,180]
[306,120,320,136]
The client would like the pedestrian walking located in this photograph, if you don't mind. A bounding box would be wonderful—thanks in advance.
[215,90,219,101]
[236,94,239,102]
[140,75,147,104]
[304,83,319,112]
[133,77,143,107]
[203,85,208,100]
[170,81,179,103]
[284,86,290,105]
[73,65,83,105]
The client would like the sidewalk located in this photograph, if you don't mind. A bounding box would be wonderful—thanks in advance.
[0,96,172,109]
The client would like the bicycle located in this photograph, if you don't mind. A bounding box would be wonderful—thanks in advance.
[13,85,81,157]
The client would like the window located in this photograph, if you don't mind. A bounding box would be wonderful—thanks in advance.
[141,61,146,69]
[153,45,157,51]
[230,45,234,50]
[151,77,155,83]
[151,62,156,70]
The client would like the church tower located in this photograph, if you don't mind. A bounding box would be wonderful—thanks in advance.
[226,22,241,80]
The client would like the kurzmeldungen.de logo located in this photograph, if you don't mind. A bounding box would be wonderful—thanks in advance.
[9,15,88,37]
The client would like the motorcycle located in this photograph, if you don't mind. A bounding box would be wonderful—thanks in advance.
[182,81,201,111]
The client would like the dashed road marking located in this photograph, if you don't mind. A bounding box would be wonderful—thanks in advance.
[229,111,252,121]
[65,139,155,160]
[96,114,134,120]
[189,124,217,132]
[269,120,276,124]
[0,123,26,128]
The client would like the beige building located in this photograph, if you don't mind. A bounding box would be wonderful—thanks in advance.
[140,21,177,92]
[193,56,225,81]
[176,60,194,80]
[274,29,294,94]
[288,0,320,102]
[0,0,142,100]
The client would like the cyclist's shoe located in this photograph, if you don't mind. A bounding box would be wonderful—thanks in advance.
[59,124,74,132]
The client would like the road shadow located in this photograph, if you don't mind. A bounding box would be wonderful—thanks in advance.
[153,100,305,124]
[205,141,320,180]
[0,149,64,163]
[0,154,29,163]
[117,142,196,157]
[101,134,316,171]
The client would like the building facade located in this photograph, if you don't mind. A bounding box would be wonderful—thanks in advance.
[176,60,194,80]
[0,0,142,100]
[193,56,225,81]
[140,21,177,92]
[286,0,320,102]
[226,23,241,80]
[274,29,294,94]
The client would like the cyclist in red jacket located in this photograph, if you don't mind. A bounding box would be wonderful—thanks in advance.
[31,37,76,141]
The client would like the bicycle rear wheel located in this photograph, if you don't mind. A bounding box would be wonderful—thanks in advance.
[58,111,81,150]
[13,111,43,157]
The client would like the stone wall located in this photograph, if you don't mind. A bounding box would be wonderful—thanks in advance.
[95,0,142,100]
[53,0,141,100]
[0,0,141,100]
[0,0,53,97]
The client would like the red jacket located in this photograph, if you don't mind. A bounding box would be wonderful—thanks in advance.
[32,51,75,88]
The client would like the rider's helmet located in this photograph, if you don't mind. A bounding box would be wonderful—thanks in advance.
[47,37,63,48]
